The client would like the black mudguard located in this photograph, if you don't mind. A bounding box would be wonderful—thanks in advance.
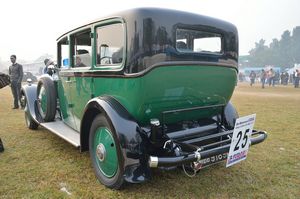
[80,96,150,184]
[21,84,39,124]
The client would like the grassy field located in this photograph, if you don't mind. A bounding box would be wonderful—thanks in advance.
[0,83,299,199]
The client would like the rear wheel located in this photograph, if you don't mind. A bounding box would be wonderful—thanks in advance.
[89,114,124,189]
[37,77,57,122]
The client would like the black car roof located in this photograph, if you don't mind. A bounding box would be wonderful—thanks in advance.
[57,7,237,41]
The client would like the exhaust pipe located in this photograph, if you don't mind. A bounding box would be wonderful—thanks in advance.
[149,152,201,168]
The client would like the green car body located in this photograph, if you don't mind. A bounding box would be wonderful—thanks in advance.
[21,8,266,189]
[57,65,237,130]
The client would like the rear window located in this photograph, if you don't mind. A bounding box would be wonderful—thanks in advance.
[176,29,222,54]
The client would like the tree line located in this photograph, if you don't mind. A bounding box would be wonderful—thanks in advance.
[246,26,300,68]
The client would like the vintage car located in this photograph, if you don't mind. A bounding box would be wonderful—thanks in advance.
[21,8,267,189]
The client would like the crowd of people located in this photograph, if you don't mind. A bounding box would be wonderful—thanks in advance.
[240,68,300,88]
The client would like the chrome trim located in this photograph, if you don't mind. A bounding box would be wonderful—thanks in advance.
[96,143,106,162]
[195,151,201,162]
[149,156,159,168]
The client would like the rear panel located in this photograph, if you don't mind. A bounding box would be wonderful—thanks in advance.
[91,64,237,126]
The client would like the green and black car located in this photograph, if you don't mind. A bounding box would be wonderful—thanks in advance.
[22,8,267,189]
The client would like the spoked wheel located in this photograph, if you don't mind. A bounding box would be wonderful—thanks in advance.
[89,114,124,189]
[37,77,57,122]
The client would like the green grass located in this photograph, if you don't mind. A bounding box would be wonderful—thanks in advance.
[0,83,299,198]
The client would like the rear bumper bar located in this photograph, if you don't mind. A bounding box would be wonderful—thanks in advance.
[149,130,267,168]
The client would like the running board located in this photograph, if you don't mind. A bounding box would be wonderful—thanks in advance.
[40,121,80,147]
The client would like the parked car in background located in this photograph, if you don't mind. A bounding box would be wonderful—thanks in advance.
[22,71,37,82]
[21,8,267,189]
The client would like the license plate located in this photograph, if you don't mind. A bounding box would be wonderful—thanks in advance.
[226,114,256,167]
[195,152,228,169]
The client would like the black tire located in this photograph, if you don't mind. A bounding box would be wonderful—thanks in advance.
[36,77,57,122]
[224,102,239,129]
[25,110,38,130]
[89,114,124,189]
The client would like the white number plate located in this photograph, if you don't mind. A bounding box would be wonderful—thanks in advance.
[226,114,256,167]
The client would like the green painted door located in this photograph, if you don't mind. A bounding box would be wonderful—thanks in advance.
[68,75,93,132]
[58,71,77,130]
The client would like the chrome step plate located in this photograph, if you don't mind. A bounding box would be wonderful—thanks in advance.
[40,121,80,147]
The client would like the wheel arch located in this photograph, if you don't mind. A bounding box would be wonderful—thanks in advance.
[80,103,102,152]
[80,95,151,183]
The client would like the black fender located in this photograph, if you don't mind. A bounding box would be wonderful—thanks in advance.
[21,84,39,124]
[224,101,239,129]
[80,96,150,184]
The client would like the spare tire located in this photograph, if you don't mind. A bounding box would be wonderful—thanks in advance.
[37,77,57,122]
[224,102,239,130]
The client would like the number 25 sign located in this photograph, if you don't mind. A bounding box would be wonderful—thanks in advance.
[226,114,256,167]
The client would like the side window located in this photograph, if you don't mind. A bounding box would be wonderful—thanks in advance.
[71,29,92,68]
[96,23,124,67]
[176,29,222,54]
[58,37,69,68]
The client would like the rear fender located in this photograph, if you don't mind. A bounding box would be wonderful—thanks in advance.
[80,96,150,183]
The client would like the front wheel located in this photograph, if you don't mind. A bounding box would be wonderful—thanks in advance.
[36,77,57,122]
[89,114,124,189]
[25,111,38,130]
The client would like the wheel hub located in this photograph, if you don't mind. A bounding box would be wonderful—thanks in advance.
[96,143,106,162]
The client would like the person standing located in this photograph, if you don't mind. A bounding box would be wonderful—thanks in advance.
[280,72,284,85]
[249,71,256,86]
[43,58,55,75]
[260,69,267,88]
[268,68,275,86]
[8,55,23,109]
[295,69,300,88]
[284,72,289,85]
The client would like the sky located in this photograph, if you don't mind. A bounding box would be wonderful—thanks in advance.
[0,0,299,62]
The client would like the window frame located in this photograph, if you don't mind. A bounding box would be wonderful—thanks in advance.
[70,28,92,69]
[57,36,70,68]
[93,19,126,71]
[175,28,224,55]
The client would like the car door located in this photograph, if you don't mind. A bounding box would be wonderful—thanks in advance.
[57,37,77,130]
[67,29,93,132]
